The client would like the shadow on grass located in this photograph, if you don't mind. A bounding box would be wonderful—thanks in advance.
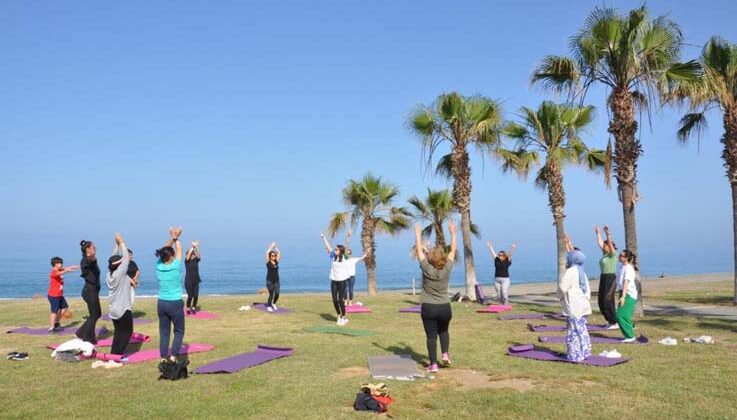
[403,300,420,305]
[124,342,144,354]
[371,342,427,365]
[132,310,147,318]
[664,295,734,306]
[61,321,81,328]
[697,320,737,333]
[320,313,336,322]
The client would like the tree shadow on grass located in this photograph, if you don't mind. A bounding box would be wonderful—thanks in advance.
[132,310,146,318]
[697,320,737,334]
[666,295,734,306]
[403,300,420,305]
[637,317,689,331]
[371,341,427,365]
[320,313,337,322]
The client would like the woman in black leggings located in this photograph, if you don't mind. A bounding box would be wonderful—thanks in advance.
[320,232,365,326]
[414,220,457,373]
[265,242,281,311]
[76,240,101,344]
[185,241,201,314]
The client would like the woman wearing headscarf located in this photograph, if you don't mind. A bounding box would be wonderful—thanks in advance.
[557,235,592,362]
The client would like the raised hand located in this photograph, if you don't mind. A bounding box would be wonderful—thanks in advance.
[414,223,422,235]
[448,220,457,234]
[594,225,600,234]
[486,241,492,248]
[511,242,517,249]
[114,233,123,244]
[603,225,610,235]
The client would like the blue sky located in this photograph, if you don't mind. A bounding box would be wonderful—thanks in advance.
[1,0,735,269]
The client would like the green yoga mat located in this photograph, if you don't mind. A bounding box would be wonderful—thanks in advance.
[303,325,376,336]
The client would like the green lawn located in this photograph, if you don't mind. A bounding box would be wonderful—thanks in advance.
[2,293,737,419]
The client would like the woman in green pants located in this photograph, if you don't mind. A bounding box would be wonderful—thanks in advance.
[615,250,638,342]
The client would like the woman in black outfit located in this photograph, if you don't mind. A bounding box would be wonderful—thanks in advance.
[265,242,281,311]
[76,240,101,344]
[185,240,201,314]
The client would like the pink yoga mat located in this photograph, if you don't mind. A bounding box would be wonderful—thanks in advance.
[48,332,150,350]
[184,310,220,319]
[528,323,611,332]
[194,345,294,374]
[477,304,513,313]
[507,345,630,367]
[399,305,421,313]
[95,343,216,363]
[538,334,649,345]
[345,305,371,314]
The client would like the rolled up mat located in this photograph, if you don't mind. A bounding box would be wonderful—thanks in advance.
[345,305,372,314]
[184,310,220,319]
[477,304,513,313]
[498,313,565,321]
[368,354,424,380]
[95,343,215,363]
[8,326,108,337]
[506,345,630,367]
[303,325,376,336]
[539,334,649,345]
[101,314,153,325]
[528,323,611,332]
[509,344,535,353]
[399,305,421,313]
[252,303,293,314]
[48,332,151,350]
[194,345,293,374]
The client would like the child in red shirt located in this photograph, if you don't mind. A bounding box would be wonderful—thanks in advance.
[48,257,79,333]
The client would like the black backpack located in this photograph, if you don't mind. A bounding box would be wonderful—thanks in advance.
[158,359,189,380]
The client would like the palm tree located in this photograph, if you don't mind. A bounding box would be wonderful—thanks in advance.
[500,101,606,278]
[670,37,737,304]
[408,92,505,300]
[327,173,411,296]
[531,5,699,313]
[408,188,454,249]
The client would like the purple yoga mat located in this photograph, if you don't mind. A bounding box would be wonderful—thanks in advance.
[7,326,108,336]
[47,332,151,349]
[507,345,630,367]
[498,313,565,321]
[539,334,649,344]
[101,314,153,325]
[399,305,421,313]
[528,323,611,332]
[252,303,293,314]
[194,345,294,374]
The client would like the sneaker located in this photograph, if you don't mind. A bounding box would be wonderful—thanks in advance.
[426,363,439,373]
[336,317,344,326]
[343,317,349,324]
[48,328,57,334]
[621,337,636,343]
[272,304,278,311]
[607,323,620,330]
[441,353,452,366]
[267,306,274,313]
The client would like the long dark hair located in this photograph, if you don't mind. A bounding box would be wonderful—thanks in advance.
[333,245,346,262]
[156,246,175,263]
[621,249,639,271]
[80,240,94,258]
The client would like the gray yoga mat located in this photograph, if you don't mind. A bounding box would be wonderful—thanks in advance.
[539,334,649,344]
[368,354,425,380]
[507,345,630,367]
[528,323,611,332]
[195,345,294,374]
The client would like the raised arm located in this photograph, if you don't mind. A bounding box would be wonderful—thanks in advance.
[486,241,497,259]
[114,233,130,275]
[603,226,614,254]
[508,243,517,259]
[595,225,605,251]
[166,227,183,260]
[564,234,574,253]
[447,220,457,262]
[414,224,426,262]
[345,229,353,253]
[265,242,277,262]
[320,232,332,254]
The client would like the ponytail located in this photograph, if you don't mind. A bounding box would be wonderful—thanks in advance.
[155,246,175,263]
[80,240,93,257]
[622,249,638,271]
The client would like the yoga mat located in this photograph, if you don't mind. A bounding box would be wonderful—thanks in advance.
[528,323,611,332]
[498,313,565,321]
[185,310,220,319]
[345,305,372,314]
[399,305,421,313]
[368,354,425,380]
[194,345,293,374]
[101,314,153,325]
[252,303,293,314]
[303,325,376,336]
[48,332,150,350]
[477,304,513,313]
[539,334,649,345]
[95,343,215,363]
[506,345,630,367]
[7,326,108,337]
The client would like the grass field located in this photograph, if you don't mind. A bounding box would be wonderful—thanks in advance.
[2,292,737,419]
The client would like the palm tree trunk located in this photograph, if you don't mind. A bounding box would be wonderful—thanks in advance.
[460,209,478,299]
[451,145,478,299]
[545,162,567,280]
[731,182,737,305]
[554,217,567,280]
[433,221,447,249]
[722,108,737,304]
[361,217,378,296]
[609,87,644,317]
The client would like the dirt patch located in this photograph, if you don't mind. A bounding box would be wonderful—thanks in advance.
[336,366,369,378]
[445,369,540,392]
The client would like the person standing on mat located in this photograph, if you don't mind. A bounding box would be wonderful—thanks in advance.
[486,240,516,305]
[616,250,638,343]
[76,240,101,344]
[126,248,140,307]
[106,233,133,365]
[415,220,457,373]
[344,230,357,307]
[320,232,365,326]
[595,225,619,329]
[156,227,185,363]
[558,235,592,362]
[185,240,201,314]
[265,242,281,312]
[47,257,79,333]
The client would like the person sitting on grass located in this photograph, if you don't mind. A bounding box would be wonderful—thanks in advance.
[616,250,638,343]
[415,220,457,373]
[558,234,592,362]
[47,257,79,333]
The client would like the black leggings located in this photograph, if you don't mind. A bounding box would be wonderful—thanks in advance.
[111,310,133,355]
[186,282,199,309]
[331,280,346,317]
[76,285,101,344]
[598,273,618,325]
[421,303,452,365]
[346,276,355,300]
[267,280,280,306]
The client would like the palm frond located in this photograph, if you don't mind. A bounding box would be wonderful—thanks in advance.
[531,56,581,94]
[327,212,350,238]
[677,112,708,144]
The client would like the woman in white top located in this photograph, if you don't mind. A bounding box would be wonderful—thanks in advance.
[320,232,365,326]
[615,249,638,342]
[558,235,592,362]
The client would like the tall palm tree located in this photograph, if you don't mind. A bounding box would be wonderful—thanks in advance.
[327,173,411,296]
[409,92,505,300]
[531,5,699,312]
[408,188,480,255]
[670,37,737,304]
[500,101,606,278]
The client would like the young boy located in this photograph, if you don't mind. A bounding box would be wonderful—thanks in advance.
[48,257,79,333]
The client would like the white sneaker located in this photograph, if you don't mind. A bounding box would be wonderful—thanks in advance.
[267,306,274,312]
[336,317,344,326]
[621,337,636,343]
[343,317,349,324]
[607,323,619,330]
[272,304,278,310]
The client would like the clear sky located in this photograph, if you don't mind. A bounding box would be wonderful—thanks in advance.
[1,0,735,270]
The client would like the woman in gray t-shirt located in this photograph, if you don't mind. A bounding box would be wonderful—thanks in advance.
[415,220,457,373]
